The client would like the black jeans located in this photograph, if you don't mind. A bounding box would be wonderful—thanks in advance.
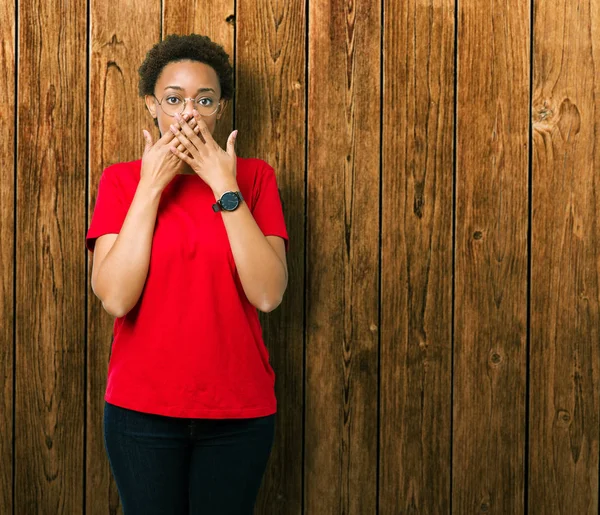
[103,402,275,515]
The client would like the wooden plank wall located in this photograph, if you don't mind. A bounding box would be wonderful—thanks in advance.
[1,0,599,513]
[15,0,87,514]
[0,0,15,513]
[529,0,600,513]
[380,0,454,512]
[453,0,530,512]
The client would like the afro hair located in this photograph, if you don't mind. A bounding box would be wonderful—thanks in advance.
[138,34,234,100]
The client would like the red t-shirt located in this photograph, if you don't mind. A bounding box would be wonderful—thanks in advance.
[86,157,288,419]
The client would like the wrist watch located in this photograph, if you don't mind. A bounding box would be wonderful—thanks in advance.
[212,191,244,212]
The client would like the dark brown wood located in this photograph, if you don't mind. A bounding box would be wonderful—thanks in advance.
[0,0,15,513]
[163,0,235,148]
[87,3,161,513]
[8,1,600,512]
[529,0,600,512]
[379,0,455,512]
[453,0,530,513]
[235,0,306,513]
[15,0,86,512]
[305,0,380,513]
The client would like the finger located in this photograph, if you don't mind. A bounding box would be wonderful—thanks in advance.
[185,116,202,135]
[176,114,208,150]
[156,127,176,145]
[175,118,200,152]
[170,124,202,161]
[226,130,238,158]
[193,114,219,150]
[169,146,195,166]
[142,130,153,153]
[178,121,199,155]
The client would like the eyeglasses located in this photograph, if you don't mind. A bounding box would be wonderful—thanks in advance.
[153,93,221,117]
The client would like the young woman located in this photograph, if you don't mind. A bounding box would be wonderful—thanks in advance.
[86,34,288,514]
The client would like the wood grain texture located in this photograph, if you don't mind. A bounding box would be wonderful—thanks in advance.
[529,0,600,512]
[0,0,15,512]
[452,0,530,513]
[87,2,161,513]
[305,0,380,513]
[235,1,306,513]
[163,0,235,148]
[15,0,86,512]
[380,0,454,512]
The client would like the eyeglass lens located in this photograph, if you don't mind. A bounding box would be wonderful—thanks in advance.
[159,94,220,117]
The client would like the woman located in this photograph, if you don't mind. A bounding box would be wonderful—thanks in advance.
[86,34,288,515]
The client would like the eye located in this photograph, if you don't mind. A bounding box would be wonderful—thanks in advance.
[165,95,183,105]
[196,97,215,107]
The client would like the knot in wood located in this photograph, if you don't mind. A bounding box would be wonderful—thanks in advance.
[557,98,581,142]
[557,409,571,425]
[533,98,555,124]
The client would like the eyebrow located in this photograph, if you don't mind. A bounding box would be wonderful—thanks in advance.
[163,85,217,94]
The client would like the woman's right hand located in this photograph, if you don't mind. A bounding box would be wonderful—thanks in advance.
[140,115,200,192]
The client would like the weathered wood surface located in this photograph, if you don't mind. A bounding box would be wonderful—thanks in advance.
[15,0,87,512]
[380,0,455,512]
[453,0,530,512]
[305,0,381,512]
[6,0,600,513]
[0,0,15,512]
[235,0,306,512]
[529,0,600,512]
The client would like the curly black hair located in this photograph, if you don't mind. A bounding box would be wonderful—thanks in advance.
[138,34,234,100]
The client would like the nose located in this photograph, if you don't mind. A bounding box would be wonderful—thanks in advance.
[182,98,195,116]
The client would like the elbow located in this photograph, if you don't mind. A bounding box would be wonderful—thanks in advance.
[257,300,282,313]
[100,298,131,318]
[92,283,131,318]
[91,271,136,318]
[102,301,130,319]
[254,292,284,313]
[255,276,288,313]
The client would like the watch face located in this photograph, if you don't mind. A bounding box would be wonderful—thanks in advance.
[220,191,240,211]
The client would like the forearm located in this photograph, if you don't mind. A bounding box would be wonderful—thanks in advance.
[167,115,287,311]
[218,197,288,312]
[92,180,161,317]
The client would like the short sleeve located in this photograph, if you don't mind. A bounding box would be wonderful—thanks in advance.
[251,163,289,250]
[86,167,129,251]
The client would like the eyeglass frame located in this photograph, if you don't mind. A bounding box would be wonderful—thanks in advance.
[152,93,222,118]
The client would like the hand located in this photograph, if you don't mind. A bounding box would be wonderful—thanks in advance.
[168,111,239,195]
[140,115,202,193]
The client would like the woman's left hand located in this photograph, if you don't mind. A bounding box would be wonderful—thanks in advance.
[169,111,239,195]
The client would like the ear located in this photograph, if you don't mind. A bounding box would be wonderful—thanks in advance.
[216,99,229,120]
[144,95,158,120]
